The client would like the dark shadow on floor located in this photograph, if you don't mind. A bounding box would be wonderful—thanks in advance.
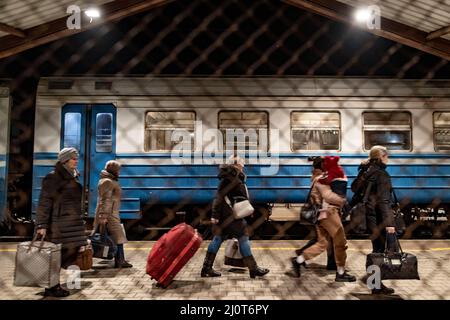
[350,292,404,300]
[79,268,134,278]
[38,281,93,300]
[227,268,246,274]
[156,280,211,290]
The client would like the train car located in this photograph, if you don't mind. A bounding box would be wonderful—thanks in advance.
[31,77,450,237]
[0,80,11,224]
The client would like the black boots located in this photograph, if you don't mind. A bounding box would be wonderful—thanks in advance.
[243,255,269,278]
[201,252,221,277]
[372,283,395,295]
[114,244,133,268]
[44,284,70,298]
[290,257,306,278]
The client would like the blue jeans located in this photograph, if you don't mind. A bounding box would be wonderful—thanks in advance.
[207,235,252,257]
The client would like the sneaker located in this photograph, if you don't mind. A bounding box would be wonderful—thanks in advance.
[335,271,356,282]
[44,284,70,298]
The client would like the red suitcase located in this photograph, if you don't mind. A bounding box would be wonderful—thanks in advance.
[146,223,203,288]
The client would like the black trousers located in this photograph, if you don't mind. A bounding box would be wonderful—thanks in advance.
[366,210,398,253]
[61,246,79,269]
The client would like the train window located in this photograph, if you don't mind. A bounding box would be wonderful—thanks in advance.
[218,111,269,152]
[63,112,81,151]
[363,112,411,151]
[144,111,195,151]
[291,112,340,151]
[96,113,112,152]
[433,112,450,151]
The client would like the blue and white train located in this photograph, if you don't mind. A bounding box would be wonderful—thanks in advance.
[31,77,450,229]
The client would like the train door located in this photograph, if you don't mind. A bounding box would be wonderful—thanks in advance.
[61,104,116,217]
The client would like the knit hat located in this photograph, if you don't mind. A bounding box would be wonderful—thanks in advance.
[105,160,121,176]
[58,147,79,163]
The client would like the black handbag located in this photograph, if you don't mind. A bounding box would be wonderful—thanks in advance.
[89,225,117,260]
[300,183,320,225]
[365,235,420,280]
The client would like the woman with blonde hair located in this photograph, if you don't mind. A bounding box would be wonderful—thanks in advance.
[353,145,397,294]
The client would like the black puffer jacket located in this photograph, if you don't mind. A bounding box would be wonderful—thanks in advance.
[359,160,395,227]
[36,162,87,249]
[211,165,249,237]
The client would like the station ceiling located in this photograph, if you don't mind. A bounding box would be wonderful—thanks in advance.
[0,0,449,60]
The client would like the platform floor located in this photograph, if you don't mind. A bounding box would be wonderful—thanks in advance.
[1,240,449,300]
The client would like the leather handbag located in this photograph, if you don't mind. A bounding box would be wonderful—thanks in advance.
[225,185,254,219]
[89,226,117,260]
[75,243,93,270]
[300,183,319,225]
[224,238,245,268]
[365,235,420,280]
[14,234,61,288]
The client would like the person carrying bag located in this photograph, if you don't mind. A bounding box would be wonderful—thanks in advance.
[200,155,269,279]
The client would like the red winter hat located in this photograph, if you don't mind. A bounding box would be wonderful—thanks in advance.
[323,156,340,171]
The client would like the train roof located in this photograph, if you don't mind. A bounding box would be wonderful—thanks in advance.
[37,77,450,97]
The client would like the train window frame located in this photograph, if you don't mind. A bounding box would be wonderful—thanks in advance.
[289,110,341,152]
[362,111,413,152]
[63,112,82,151]
[433,111,450,152]
[217,110,270,153]
[95,113,113,153]
[144,110,197,152]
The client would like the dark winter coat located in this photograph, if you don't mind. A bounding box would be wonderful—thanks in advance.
[35,162,87,249]
[211,165,249,238]
[356,160,395,228]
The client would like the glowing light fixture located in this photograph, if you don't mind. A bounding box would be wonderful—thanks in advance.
[85,8,101,22]
[354,8,370,23]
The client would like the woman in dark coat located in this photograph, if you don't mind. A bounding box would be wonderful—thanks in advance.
[201,156,269,279]
[36,147,87,297]
[354,145,397,294]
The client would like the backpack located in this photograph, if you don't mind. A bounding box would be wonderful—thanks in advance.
[350,164,376,206]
